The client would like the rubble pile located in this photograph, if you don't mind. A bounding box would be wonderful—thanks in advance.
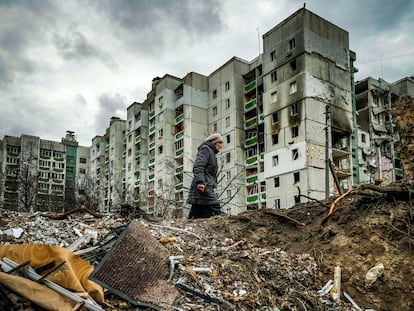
[1,185,414,310]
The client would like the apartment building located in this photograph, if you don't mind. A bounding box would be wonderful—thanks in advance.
[355,76,414,184]
[260,8,355,208]
[93,7,356,213]
[0,131,89,212]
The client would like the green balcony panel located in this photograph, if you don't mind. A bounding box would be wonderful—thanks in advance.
[261,193,266,200]
[246,137,257,147]
[149,126,156,133]
[244,80,256,93]
[247,194,259,203]
[175,131,184,140]
[149,142,155,149]
[176,166,184,174]
[175,149,184,157]
[246,156,258,165]
[149,158,155,164]
[395,168,403,177]
[175,183,183,190]
[244,99,257,111]
[246,175,258,184]
[245,118,257,129]
[148,174,154,181]
[175,114,184,124]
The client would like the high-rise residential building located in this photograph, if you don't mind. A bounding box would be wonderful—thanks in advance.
[260,8,355,208]
[94,7,357,213]
[0,131,89,211]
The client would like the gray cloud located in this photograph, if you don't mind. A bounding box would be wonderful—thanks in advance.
[0,0,58,86]
[52,26,117,69]
[94,93,128,135]
[92,0,224,52]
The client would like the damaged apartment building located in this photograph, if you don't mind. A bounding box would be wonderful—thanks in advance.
[355,76,414,185]
[0,132,90,211]
[88,7,358,214]
[1,8,412,214]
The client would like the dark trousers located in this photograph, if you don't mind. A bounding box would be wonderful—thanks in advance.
[188,204,221,219]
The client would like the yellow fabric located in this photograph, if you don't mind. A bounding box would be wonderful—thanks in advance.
[0,271,77,311]
[0,244,104,303]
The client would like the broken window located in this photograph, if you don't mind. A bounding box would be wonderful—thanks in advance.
[225,98,230,109]
[225,81,230,91]
[272,133,279,145]
[272,155,279,166]
[289,82,297,94]
[271,70,277,82]
[274,177,280,187]
[289,38,296,50]
[225,116,230,127]
[294,194,300,204]
[213,123,217,132]
[290,59,297,71]
[290,102,298,115]
[292,148,299,160]
[226,134,231,144]
[226,152,231,163]
[293,171,300,183]
[271,91,278,104]
[272,112,279,124]
[213,106,217,116]
[292,126,299,138]
[213,89,217,98]
[270,50,276,61]
[275,198,281,209]
[361,133,366,143]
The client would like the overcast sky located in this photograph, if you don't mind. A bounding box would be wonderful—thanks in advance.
[0,0,413,146]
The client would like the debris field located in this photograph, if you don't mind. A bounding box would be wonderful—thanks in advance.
[1,182,414,310]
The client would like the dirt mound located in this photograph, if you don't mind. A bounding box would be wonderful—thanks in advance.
[196,187,414,310]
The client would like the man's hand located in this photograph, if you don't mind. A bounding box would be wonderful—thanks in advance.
[197,184,205,192]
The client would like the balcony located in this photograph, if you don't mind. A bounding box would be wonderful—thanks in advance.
[246,174,258,185]
[175,130,184,140]
[245,136,257,147]
[134,180,140,188]
[246,194,259,204]
[148,174,154,181]
[135,135,141,144]
[244,98,257,112]
[149,157,155,166]
[245,117,257,129]
[246,155,258,166]
[175,149,184,158]
[149,141,155,150]
[395,168,403,177]
[149,126,156,134]
[244,80,256,94]
[175,182,183,191]
[175,166,184,174]
[261,192,266,201]
[135,151,141,159]
[175,113,184,124]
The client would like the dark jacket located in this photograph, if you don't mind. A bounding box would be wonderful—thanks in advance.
[187,141,220,206]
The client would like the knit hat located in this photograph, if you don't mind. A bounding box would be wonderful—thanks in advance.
[206,133,224,144]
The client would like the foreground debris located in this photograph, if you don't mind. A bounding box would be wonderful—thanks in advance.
[1,183,414,310]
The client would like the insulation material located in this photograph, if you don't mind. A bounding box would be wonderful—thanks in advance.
[0,244,104,303]
[90,220,179,309]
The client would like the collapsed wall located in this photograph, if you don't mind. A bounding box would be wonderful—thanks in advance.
[392,97,414,181]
